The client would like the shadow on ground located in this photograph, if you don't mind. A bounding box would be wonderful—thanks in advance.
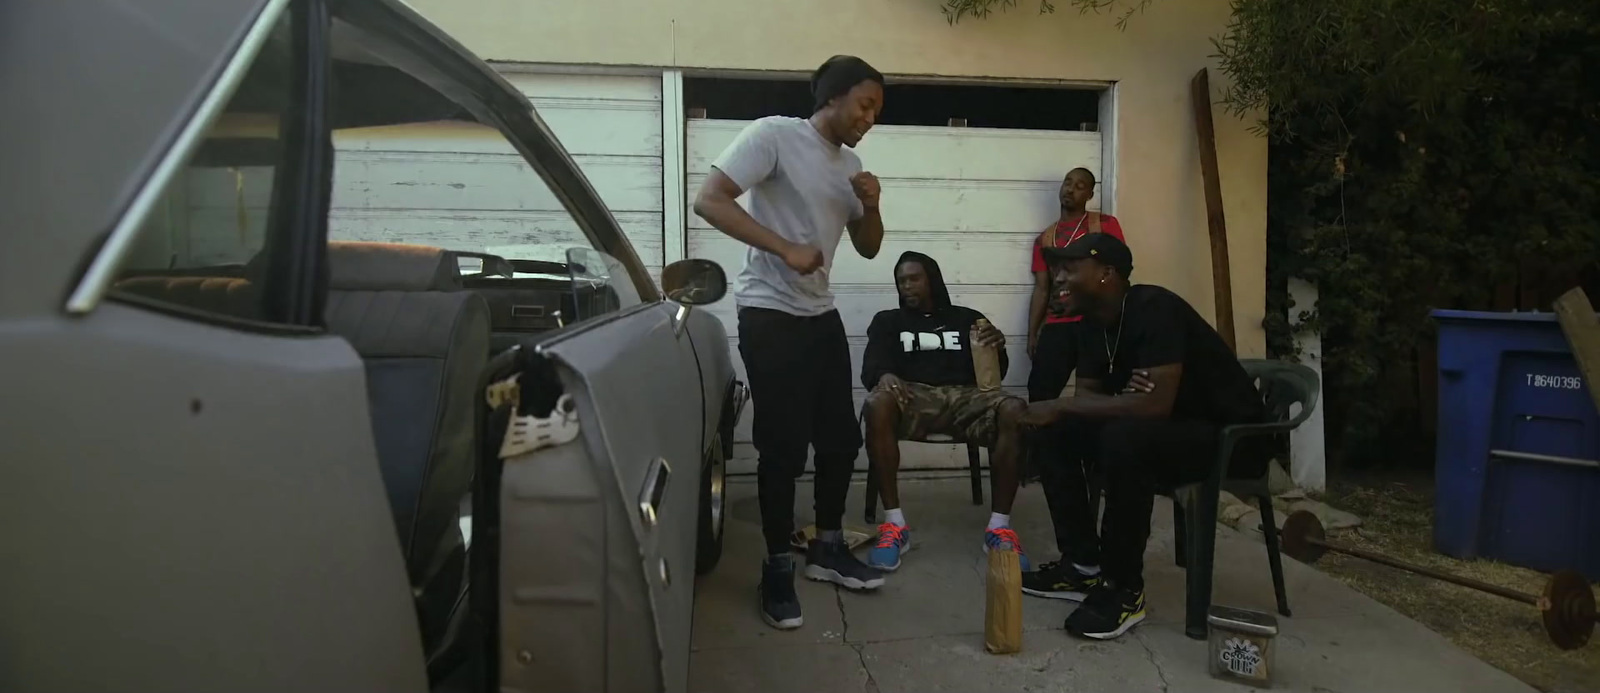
[689,473,1540,693]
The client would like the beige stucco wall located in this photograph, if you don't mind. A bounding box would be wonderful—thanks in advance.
[409,0,1268,356]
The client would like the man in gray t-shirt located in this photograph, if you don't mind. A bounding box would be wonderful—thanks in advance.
[692,55,888,631]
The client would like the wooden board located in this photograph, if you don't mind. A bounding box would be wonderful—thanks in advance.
[1191,68,1236,352]
[1552,288,1600,415]
[789,524,874,553]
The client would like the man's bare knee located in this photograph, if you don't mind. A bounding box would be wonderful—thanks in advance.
[996,397,1028,427]
[864,391,901,432]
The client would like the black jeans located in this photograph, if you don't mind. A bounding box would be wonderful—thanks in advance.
[1028,320,1081,554]
[1027,320,1081,403]
[737,307,863,556]
[1038,417,1217,592]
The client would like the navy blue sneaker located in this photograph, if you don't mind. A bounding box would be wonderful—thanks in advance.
[804,537,886,590]
[759,555,803,630]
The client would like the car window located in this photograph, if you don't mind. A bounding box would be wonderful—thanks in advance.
[325,20,643,323]
[106,12,297,324]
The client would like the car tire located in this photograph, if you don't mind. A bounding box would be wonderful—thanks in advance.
[695,432,727,575]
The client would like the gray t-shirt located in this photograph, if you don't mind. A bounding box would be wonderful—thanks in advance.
[710,116,865,316]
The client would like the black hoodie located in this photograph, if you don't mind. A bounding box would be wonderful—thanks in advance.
[860,251,1010,390]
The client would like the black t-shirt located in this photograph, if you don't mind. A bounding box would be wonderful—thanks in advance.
[1075,285,1265,425]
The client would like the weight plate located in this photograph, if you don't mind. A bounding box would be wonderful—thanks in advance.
[1281,510,1328,564]
[1540,570,1595,650]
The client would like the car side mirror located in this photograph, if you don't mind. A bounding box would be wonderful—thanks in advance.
[661,259,728,306]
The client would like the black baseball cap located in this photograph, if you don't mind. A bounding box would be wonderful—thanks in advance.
[1042,233,1134,278]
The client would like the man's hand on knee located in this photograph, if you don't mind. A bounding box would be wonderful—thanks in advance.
[872,373,910,407]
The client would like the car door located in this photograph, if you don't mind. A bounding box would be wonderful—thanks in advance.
[0,2,428,692]
[494,256,706,693]
[320,4,713,692]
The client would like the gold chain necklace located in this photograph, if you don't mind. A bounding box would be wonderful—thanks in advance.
[1060,212,1089,247]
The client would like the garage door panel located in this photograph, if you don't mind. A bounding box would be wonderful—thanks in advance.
[524,105,661,158]
[699,285,1036,338]
[688,174,1086,235]
[507,73,664,174]
[328,210,665,267]
[336,152,661,213]
[688,119,1100,182]
[688,232,1035,286]
[186,167,276,208]
[334,121,660,163]
[504,73,662,104]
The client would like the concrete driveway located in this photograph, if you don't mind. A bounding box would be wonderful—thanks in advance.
[689,472,1536,693]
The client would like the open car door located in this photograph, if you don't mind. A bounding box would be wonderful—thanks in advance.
[318,4,741,692]
[482,250,717,693]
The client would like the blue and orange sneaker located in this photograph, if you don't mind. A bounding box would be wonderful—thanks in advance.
[867,522,912,572]
[983,527,1033,573]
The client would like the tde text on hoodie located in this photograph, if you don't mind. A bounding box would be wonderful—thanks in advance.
[860,251,1009,390]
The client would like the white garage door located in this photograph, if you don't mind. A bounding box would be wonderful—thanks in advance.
[686,119,1103,471]
[327,73,666,276]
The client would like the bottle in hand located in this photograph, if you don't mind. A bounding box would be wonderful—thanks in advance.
[971,318,1002,391]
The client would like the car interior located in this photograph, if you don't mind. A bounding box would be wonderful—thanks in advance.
[104,28,637,690]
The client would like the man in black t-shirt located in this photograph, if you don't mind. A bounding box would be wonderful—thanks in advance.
[1010,233,1267,641]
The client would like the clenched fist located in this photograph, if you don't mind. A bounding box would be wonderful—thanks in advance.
[781,242,825,275]
[850,171,881,210]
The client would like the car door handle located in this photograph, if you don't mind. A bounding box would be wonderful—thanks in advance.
[638,457,671,527]
[672,304,691,337]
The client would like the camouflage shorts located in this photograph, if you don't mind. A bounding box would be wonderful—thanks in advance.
[872,381,1023,447]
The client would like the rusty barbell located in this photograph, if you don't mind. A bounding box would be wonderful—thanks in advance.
[1280,510,1596,650]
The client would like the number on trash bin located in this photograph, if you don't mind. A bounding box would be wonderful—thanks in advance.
[1526,374,1584,390]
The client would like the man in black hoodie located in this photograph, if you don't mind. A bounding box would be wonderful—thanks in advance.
[860,252,1033,572]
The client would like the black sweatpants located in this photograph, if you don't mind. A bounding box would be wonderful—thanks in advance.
[1028,320,1082,555]
[737,307,863,556]
[1039,417,1218,592]
[1027,320,1081,403]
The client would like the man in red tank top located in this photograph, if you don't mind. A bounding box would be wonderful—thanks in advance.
[1028,168,1126,399]
[1024,167,1126,585]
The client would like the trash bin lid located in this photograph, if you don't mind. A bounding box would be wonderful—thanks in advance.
[1430,309,1561,324]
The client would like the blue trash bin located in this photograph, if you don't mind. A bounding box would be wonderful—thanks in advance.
[1431,310,1600,580]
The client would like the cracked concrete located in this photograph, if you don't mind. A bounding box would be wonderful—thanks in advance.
[689,473,1538,693]
[1134,631,1173,692]
[835,582,882,693]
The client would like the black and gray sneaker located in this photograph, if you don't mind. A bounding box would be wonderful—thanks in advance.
[1064,583,1146,640]
[759,555,804,630]
[804,537,886,590]
[1022,560,1100,601]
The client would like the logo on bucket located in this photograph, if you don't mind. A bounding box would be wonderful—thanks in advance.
[1220,637,1262,677]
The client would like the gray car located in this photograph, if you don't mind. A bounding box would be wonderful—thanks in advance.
[0,1,742,692]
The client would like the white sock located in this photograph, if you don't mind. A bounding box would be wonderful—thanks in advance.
[1074,563,1102,576]
[816,529,842,543]
[884,508,906,527]
[987,512,1010,530]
